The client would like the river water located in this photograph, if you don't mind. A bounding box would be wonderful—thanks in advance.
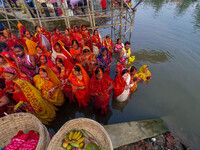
[49,0,200,149]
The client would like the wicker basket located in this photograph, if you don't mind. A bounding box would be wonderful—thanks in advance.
[47,118,113,150]
[0,113,51,150]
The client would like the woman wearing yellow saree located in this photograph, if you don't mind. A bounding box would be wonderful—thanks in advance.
[23,30,38,56]
[138,65,152,82]
[3,67,56,125]
[33,66,65,106]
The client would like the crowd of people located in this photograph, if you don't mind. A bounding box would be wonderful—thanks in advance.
[0,23,152,125]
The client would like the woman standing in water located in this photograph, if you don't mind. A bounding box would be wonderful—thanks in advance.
[68,64,91,107]
[90,67,113,115]
[33,66,65,106]
[113,69,134,102]
[97,47,113,75]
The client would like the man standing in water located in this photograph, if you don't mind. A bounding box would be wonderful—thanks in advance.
[14,45,36,78]
[120,41,134,65]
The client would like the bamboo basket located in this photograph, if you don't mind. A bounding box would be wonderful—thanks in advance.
[47,118,113,150]
[0,113,51,150]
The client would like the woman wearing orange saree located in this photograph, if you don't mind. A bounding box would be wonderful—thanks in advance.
[90,66,113,115]
[33,66,65,106]
[56,55,75,103]
[68,64,91,107]
[113,69,134,102]
[80,24,92,49]
[73,25,85,47]
[79,46,96,77]
[3,67,56,125]
[102,35,114,54]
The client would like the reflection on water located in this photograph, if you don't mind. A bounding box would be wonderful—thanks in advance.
[137,0,200,30]
[132,49,173,64]
[194,4,200,30]
[112,99,129,112]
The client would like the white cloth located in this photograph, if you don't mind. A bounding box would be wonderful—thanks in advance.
[116,74,131,102]
[51,47,68,63]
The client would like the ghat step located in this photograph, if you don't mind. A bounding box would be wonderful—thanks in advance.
[104,118,169,149]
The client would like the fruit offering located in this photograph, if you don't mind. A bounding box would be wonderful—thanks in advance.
[61,129,101,150]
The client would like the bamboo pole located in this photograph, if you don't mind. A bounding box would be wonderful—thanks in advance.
[1,0,11,30]
[87,0,93,29]
[0,12,17,27]
[21,0,36,26]
[90,0,95,28]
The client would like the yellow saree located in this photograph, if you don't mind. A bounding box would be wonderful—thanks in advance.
[15,79,56,125]
[33,66,65,106]
[138,65,152,82]
[24,37,38,56]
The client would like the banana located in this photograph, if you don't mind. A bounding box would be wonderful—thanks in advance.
[72,131,77,140]
[79,142,84,148]
[68,131,74,140]
[76,132,83,140]
[76,137,85,144]
[74,131,81,140]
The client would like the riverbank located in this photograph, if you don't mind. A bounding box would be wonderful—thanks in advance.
[104,118,191,149]
[115,132,192,150]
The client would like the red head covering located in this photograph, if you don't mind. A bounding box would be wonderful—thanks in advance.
[56,55,74,71]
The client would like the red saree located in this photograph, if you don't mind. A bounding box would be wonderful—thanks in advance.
[91,30,102,49]
[90,67,113,115]
[113,75,126,99]
[68,64,91,107]
[56,55,75,103]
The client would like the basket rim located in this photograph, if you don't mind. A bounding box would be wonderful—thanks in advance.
[48,118,113,149]
[0,112,48,150]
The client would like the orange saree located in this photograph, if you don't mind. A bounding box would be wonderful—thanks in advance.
[68,64,91,107]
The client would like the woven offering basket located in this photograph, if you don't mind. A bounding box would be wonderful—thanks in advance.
[0,113,51,150]
[47,118,113,150]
